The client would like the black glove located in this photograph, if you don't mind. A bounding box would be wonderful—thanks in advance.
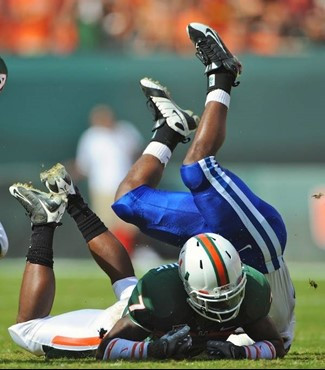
[148,325,192,359]
[206,340,246,359]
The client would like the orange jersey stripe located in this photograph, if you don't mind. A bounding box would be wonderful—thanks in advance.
[52,336,101,347]
[196,234,229,286]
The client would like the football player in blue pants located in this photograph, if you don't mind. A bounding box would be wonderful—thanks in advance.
[112,22,295,353]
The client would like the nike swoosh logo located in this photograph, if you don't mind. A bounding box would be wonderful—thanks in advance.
[172,109,183,122]
[238,244,253,253]
[12,189,33,206]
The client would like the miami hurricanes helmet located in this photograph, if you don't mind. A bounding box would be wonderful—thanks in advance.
[178,233,247,323]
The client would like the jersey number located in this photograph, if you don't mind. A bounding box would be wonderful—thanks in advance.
[129,295,146,312]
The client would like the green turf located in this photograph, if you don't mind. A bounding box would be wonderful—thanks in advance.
[0,259,324,369]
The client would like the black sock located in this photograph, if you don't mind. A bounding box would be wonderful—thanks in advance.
[151,122,184,151]
[67,190,107,243]
[207,66,235,94]
[26,223,58,268]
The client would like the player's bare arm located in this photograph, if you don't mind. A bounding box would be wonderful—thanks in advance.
[96,316,192,361]
[96,316,148,360]
[243,315,286,358]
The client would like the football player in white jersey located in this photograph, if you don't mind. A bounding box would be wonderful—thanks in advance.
[8,166,138,358]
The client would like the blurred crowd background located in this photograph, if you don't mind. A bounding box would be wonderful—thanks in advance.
[0,0,325,57]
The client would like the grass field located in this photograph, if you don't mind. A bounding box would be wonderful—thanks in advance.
[0,259,324,369]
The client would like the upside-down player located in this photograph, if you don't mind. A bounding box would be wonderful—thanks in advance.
[110,22,295,355]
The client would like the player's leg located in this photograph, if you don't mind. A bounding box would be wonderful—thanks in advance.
[40,164,137,299]
[264,262,296,352]
[179,23,287,273]
[112,79,206,246]
[115,78,199,201]
[183,22,242,165]
[8,295,128,357]
[9,184,66,323]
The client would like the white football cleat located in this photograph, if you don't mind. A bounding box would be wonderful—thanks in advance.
[9,183,67,225]
[40,163,76,198]
[140,77,199,141]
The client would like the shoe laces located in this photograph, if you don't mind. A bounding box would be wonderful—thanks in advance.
[195,38,228,65]
[196,39,240,87]
[195,39,213,65]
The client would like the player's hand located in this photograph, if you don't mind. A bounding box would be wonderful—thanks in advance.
[206,340,246,359]
[148,325,192,359]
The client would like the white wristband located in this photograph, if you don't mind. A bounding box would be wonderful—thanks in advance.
[205,89,231,109]
[143,142,172,166]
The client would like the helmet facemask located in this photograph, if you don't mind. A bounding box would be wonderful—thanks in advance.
[185,270,247,322]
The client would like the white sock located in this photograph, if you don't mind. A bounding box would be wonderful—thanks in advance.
[112,276,138,300]
[142,142,172,166]
[205,89,231,109]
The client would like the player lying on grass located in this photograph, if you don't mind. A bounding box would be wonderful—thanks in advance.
[97,231,286,361]
[8,166,138,359]
[111,22,295,353]
[9,166,285,361]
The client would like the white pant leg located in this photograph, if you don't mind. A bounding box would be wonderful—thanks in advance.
[8,299,128,356]
[265,260,296,351]
[228,261,295,351]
